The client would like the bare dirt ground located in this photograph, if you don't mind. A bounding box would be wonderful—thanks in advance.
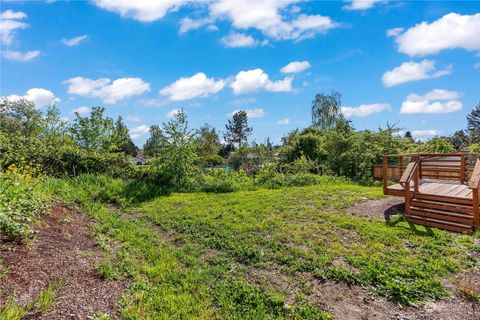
[0,204,127,319]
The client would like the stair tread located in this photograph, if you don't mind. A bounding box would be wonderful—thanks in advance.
[410,206,473,217]
[407,214,472,228]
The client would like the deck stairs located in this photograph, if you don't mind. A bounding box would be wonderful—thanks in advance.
[381,153,480,233]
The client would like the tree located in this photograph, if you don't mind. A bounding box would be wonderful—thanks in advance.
[224,110,252,148]
[112,116,138,156]
[467,102,480,143]
[69,106,115,151]
[143,125,164,158]
[0,98,44,137]
[449,130,467,151]
[150,109,199,189]
[422,137,455,153]
[404,131,414,143]
[196,124,221,165]
[311,91,343,129]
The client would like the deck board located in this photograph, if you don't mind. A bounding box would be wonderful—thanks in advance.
[388,181,472,199]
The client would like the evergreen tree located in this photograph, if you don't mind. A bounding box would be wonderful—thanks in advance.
[143,125,164,157]
[467,101,480,143]
[113,116,138,156]
[224,110,252,148]
[311,91,343,129]
[449,130,468,150]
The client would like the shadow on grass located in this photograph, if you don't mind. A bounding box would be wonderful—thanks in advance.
[384,203,436,236]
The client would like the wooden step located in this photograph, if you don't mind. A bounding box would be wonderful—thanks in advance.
[415,193,472,205]
[409,207,473,224]
[410,199,472,214]
[406,213,473,233]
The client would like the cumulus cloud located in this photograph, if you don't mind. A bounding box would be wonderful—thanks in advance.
[209,1,338,41]
[179,17,213,34]
[159,72,226,101]
[130,124,150,139]
[93,0,189,22]
[62,34,88,46]
[220,33,258,48]
[229,108,265,119]
[3,88,60,108]
[343,0,383,11]
[280,60,311,74]
[64,76,150,104]
[70,106,91,114]
[166,108,181,118]
[341,103,390,117]
[277,118,290,125]
[2,50,40,61]
[0,10,28,45]
[382,60,451,87]
[400,89,463,114]
[393,13,480,56]
[386,27,404,37]
[230,68,292,94]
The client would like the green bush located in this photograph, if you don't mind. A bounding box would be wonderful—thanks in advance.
[0,164,49,240]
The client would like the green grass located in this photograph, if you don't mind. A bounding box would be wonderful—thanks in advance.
[42,174,479,318]
[0,280,65,320]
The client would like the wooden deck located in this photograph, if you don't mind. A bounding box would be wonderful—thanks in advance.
[379,153,480,233]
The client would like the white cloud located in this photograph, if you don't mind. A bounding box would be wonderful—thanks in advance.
[343,0,383,10]
[64,76,150,104]
[382,60,451,87]
[341,103,390,117]
[220,33,257,48]
[400,89,463,114]
[0,10,27,45]
[2,50,40,61]
[93,0,189,22]
[159,72,226,101]
[231,97,256,106]
[3,88,60,108]
[62,34,88,46]
[386,27,404,37]
[130,124,150,139]
[393,13,480,56]
[166,108,181,118]
[126,114,142,123]
[209,0,338,41]
[179,17,213,34]
[411,129,441,137]
[280,60,311,74]
[277,118,290,125]
[230,68,292,94]
[70,106,91,114]
[229,108,265,119]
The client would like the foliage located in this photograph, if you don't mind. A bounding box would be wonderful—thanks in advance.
[420,137,455,153]
[0,163,49,240]
[149,109,200,189]
[143,124,164,158]
[311,91,343,129]
[449,130,468,150]
[224,110,252,148]
[470,143,480,154]
[467,101,480,143]
[196,124,221,166]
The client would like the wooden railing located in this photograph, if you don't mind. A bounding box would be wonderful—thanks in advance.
[399,159,419,214]
[468,155,480,228]
[377,153,477,192]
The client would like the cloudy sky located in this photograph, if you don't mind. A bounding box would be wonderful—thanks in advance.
[1,0,479,143]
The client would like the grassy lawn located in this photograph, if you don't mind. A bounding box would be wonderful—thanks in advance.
[44,175,479,319]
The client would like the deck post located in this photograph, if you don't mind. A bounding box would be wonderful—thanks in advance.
[473,189,480,229]
[405,180,411,215]
[460,154,466,184]
[383,155,388,195]
[414,163,419,194]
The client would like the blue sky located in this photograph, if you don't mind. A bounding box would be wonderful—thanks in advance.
[1,0,479,145]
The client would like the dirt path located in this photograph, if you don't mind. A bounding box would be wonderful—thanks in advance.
[0,204,126,319]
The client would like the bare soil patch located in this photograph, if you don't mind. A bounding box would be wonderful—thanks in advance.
[0,203,127,319]
[348,196,405,219]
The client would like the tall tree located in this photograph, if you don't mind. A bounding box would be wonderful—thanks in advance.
[0,98,44,137]
[143,125,164,157]
[69,106,115,151]
[224,110,252,148]
[150,109,199,188]
[196,124,221,164]
[113,116,138,156]
[467,101,480,143]
[449,130,468,150]
[311,91,342,129]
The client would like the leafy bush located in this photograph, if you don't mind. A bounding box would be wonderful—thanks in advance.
[0,164,49,240]
[200,170,254,193]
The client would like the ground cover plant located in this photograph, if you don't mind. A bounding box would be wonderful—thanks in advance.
[36,174,479,318]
